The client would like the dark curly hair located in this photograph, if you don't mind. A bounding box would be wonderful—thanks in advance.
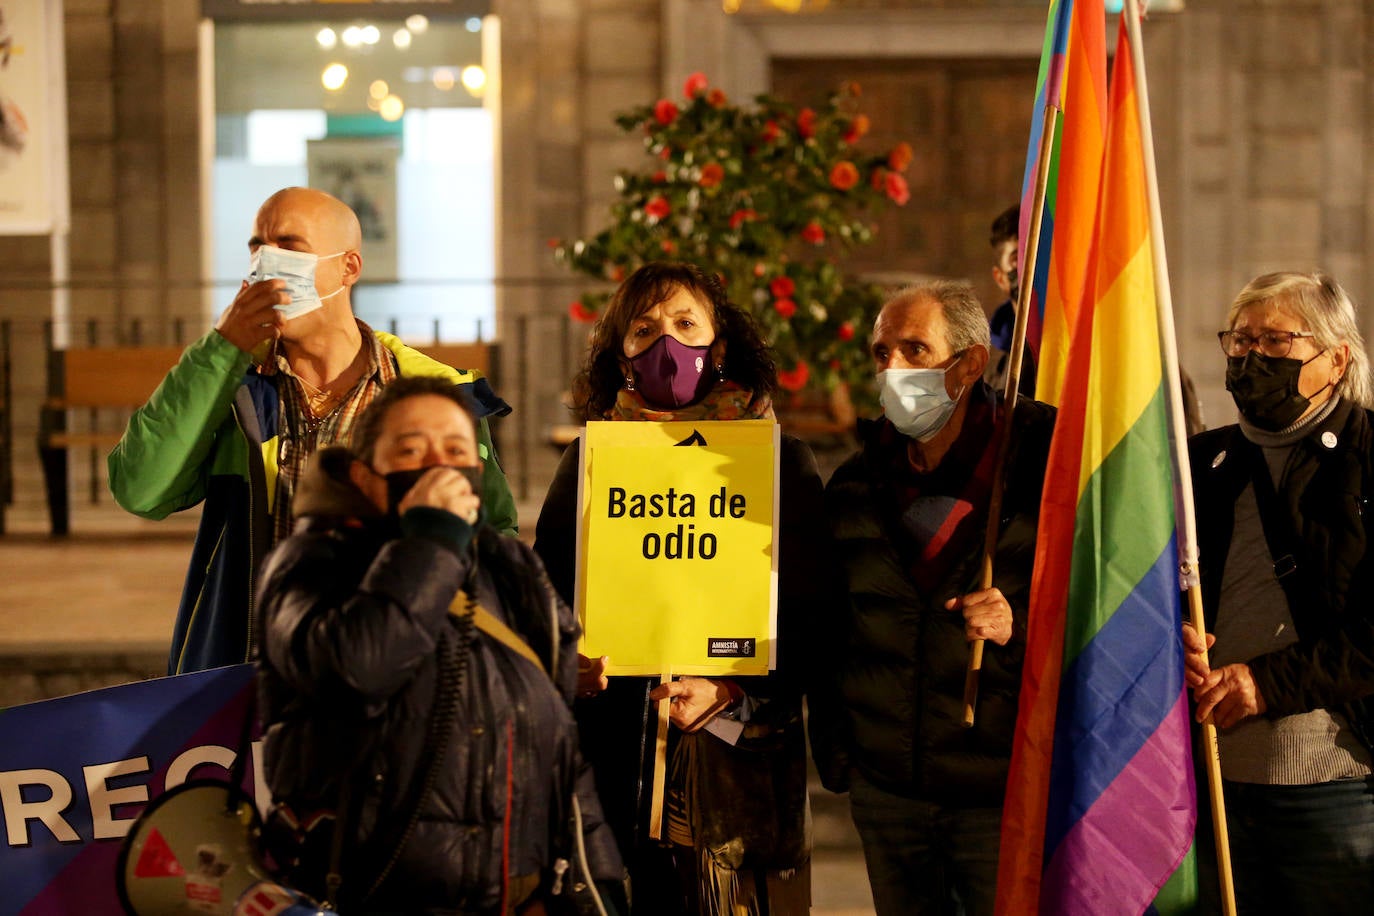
[570,262,778,420]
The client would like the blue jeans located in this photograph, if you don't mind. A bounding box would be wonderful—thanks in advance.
[848,771,1001,916]
[1199,778,1374,916]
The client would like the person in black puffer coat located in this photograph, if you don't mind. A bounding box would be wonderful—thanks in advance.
[256,376,625,915]
[809,281,1054,916]
[1184,271,1374,915]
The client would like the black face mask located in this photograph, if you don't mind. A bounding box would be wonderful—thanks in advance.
[1225,350,1325,432]
[381,465,483,515]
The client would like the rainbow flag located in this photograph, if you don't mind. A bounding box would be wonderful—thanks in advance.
[996,16,1197,916]
[1017,0,1108,406]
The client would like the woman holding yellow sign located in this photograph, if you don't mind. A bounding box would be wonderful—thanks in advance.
[535,263,827,915]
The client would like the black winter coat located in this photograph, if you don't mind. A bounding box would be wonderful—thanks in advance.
[1190,399,1374,741]
[256,449,621,914]
[811,391,1055,804]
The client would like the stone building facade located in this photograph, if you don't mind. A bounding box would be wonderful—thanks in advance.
[0,0,1369,521]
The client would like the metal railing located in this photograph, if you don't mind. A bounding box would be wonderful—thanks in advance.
[0,285,595,532]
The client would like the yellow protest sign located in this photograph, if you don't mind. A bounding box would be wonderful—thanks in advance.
[575,420,779,676]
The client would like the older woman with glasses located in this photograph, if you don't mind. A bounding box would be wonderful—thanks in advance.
[1185,270,1374,914]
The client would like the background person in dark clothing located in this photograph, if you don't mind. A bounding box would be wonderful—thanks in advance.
[811,280,1054,916]
[256,376,623,914]
[982,203,1036,398]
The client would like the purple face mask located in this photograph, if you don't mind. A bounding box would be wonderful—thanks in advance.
[628,333,716,409]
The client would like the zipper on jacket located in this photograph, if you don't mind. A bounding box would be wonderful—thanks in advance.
[174,526,226,675]
[232,401,262,664]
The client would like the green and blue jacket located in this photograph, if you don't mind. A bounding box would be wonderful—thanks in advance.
[108,329,516,675]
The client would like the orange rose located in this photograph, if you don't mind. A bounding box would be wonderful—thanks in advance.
[777,361,810,392]
[683,72,709,98]
[888,141,914,173]
[885,172,911,206]
[654,99,679,126]
[829,161,860,191]
[843,114,870,144]
[729,208,758,230]
[699,162,725,188]
[769,276,796,299]
[644,196,671,220]
[569,301,596,323]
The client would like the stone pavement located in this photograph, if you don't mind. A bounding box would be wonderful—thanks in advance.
[0,498,876,914]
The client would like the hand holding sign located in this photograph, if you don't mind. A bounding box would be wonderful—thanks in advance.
[577,654,610,698]
[649,676,735,732]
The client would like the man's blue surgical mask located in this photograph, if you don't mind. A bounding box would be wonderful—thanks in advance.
[878,357,965,442]
[248,245,346,320]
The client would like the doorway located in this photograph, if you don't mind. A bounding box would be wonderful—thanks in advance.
[772,56,1038,311]
[210,14,497,342]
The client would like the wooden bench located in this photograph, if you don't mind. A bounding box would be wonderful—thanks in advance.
[38,345,187,535]
[414,342,497,379]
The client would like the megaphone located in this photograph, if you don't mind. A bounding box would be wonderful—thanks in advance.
[116,779,333,916]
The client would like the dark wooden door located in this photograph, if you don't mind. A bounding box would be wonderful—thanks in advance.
[772,57,1039,313]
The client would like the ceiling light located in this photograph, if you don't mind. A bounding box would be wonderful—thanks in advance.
[432,68,455,91]
[393,29,412,50]
[361,25,381,45]
[369,79,389,100]
[341,26,363,48]
[315,28,337,50]
[461,65,487,94]
[379,95,405,122]
[406,15,429,34]
[321,63,348,91]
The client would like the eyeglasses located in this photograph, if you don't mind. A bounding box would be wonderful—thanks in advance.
[1217,329,1318,358]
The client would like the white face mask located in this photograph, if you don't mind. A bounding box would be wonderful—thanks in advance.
[248,244,346,320]
[878,358,965,442]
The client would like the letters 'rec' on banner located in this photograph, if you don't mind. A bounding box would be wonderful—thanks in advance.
[574,420,780,676]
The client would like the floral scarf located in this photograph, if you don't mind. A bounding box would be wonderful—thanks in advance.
[607,380,775,422]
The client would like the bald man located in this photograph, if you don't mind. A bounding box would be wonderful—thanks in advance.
[109,187,517,675]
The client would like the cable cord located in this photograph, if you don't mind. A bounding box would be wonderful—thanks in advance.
[571,793,610,916]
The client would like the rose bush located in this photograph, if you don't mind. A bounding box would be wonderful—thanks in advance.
[555,72,913,397]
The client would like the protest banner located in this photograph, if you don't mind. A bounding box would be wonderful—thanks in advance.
[575,419,779,677]
[0,665,260,915]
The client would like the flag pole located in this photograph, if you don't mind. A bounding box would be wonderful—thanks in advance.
[1123,1,1236,911]
[962,95,1060,728]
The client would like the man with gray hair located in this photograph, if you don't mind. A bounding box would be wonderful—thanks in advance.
[809,280,1056,914]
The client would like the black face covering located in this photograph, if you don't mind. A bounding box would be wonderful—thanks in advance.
[382,465,483,515]
[1225,350,1323,432]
